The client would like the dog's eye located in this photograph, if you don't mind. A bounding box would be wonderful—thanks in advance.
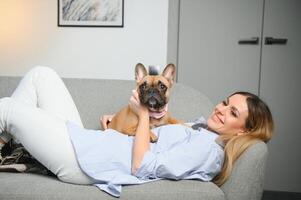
[158,81,167,90]
[140,83,147,90]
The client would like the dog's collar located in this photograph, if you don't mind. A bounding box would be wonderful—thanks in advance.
[149,104,168,119]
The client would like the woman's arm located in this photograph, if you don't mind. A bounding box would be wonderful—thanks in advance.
[128,90,150,175]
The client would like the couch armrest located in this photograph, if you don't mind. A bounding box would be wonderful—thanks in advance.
[220,141,268,200]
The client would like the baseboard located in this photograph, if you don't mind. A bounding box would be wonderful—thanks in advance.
[262,190,301,200]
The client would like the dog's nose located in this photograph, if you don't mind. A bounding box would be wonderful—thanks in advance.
[149,88,156,95]
[149,98,157,107]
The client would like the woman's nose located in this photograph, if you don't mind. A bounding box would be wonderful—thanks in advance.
[216,104,226,114]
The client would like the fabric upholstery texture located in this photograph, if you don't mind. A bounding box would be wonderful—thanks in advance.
[221,142,268,200]
[0,76,267,200]
[0,173,225,200]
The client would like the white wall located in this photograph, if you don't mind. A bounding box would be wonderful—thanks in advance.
[0,0,169,80]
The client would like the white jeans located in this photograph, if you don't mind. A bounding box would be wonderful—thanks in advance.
[0,66,93,184]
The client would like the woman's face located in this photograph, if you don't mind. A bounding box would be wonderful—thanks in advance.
[207,94,249,136]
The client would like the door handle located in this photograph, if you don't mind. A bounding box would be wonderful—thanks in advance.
[265,37,287,45]
[238,37,259,45]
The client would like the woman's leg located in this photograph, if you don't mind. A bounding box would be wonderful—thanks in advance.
[0,97,93,184]
[0,66,83,143]
[11,66,83,126]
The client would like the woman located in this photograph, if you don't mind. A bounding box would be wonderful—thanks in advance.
[0,66,273,197]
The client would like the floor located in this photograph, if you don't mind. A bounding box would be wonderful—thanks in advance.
[262,191,301,200]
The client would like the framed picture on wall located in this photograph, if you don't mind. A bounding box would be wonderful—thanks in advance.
[58,0,124,27]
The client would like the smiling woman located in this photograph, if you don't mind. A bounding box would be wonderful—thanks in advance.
[207,94,249,136]
[212,91,274,186]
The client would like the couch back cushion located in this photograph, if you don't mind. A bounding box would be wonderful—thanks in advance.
[0,77,213,129]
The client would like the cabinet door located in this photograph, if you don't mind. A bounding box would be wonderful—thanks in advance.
[178,0,263,104]
[260,0,301,192]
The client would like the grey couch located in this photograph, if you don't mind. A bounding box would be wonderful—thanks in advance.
[0,76,268,200]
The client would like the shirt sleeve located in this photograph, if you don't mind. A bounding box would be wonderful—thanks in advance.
[135,137,224,181]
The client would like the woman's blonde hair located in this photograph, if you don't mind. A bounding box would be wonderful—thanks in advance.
[213,91,274,186]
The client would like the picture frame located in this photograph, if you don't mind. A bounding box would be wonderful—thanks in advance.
[58,0,124,27]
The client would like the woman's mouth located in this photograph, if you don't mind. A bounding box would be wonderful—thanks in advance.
[212,113,224,124]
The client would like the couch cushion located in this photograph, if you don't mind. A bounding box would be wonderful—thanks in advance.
[63,78,213,129]
[0,173,225,200]
[220,141,268,200]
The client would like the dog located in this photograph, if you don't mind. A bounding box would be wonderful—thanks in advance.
[107,63,179,142]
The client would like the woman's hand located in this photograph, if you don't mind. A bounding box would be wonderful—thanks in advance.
[100,114,115,130]
[129,90,149,118]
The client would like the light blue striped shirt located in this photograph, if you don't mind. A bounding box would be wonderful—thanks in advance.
[67,120,224,197]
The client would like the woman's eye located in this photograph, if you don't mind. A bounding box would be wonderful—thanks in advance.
[222,100,227,106]
[231,110,238,118]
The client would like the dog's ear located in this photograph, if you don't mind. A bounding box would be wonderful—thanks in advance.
[135,63,147,83]
[162,63,176,85]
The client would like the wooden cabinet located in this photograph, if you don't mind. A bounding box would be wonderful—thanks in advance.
[173,0,301,193]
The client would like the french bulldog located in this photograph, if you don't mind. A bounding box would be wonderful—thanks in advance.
[107,63,179,142]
